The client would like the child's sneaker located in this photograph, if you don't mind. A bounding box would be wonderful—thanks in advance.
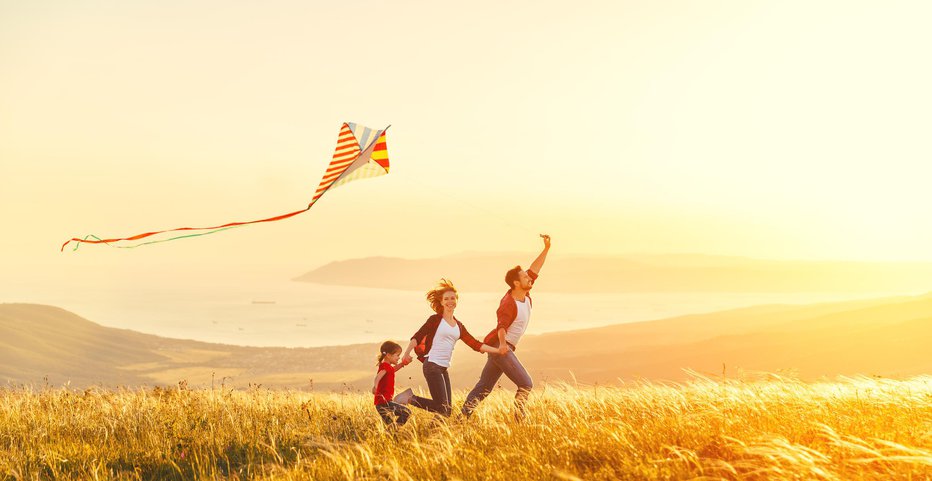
[393,388,414,405]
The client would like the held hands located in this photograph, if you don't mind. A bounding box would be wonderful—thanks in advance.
[402,354,413,365]
[498,344,509,355]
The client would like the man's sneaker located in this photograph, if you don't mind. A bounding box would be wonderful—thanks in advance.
[393,388,414,405]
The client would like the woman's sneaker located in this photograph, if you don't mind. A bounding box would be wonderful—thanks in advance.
[393,388,414,405]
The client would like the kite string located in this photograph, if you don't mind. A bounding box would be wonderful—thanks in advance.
[394,172,543,238]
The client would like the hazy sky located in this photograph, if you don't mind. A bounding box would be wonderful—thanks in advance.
[3,0,932,283]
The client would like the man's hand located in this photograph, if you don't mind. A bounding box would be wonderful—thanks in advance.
[540,234,551,249]
[402,354,413,365]
[498,344,509,355]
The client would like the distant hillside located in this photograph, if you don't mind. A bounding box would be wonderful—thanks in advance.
[2,294,930,390]
[0,304,376,390]
[517,292,932,382]
[293,253,932,293]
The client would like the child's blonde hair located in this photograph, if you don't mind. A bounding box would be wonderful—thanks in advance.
[377,340,402,365]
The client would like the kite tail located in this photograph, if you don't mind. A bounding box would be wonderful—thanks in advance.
[61,206,312,252]
[62,122,390,252]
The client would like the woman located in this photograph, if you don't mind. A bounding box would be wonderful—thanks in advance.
[394,279,505,417]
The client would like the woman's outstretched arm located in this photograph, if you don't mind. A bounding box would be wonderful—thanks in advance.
[401,338,417,364]
[460,322,507,355]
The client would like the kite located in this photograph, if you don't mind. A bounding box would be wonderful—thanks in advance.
[61,122,390,251]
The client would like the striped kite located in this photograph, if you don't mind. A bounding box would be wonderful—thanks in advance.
[61,122,390,251]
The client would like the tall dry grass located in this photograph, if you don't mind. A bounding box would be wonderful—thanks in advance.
[1,375,930,480]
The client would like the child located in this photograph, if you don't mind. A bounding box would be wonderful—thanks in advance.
[372,340,412,426]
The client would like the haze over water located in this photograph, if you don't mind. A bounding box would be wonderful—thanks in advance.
[1,274,908,347]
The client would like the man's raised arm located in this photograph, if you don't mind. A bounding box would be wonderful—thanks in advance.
[528,234,551,274]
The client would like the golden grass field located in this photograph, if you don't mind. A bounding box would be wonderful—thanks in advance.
[2,376,930,480]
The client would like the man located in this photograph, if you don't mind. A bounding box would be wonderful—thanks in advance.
[461,234,551,420]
